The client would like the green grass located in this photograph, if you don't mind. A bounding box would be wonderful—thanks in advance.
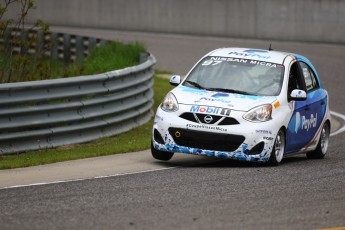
[155,69,174,75]
[60,41,146,78]
[0,76,174,169]
[0,41,146,82]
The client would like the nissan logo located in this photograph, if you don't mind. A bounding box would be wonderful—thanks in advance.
[204,115,213,123]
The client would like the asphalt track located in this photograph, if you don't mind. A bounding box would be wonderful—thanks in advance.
[0,28,344,230]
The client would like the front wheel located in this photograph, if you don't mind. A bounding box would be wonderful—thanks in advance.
[151,142,174,161]
[268,129,285,166]
[306,122,330,159]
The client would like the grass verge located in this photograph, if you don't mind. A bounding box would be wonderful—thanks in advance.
[0,41,145,82]
[0,75,174,169]
[61,41,146,78]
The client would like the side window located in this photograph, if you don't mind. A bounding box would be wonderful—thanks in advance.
[288,62,301,96]
[299,62,319,92]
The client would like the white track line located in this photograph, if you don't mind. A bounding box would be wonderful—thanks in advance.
[330,111,345,136]
[0,166,179,190]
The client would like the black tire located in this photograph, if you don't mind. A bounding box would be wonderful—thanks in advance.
[268,129,285,166]
[306,122,330,159]
[151,142,174,161]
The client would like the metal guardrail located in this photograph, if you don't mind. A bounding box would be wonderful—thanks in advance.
[0,53,156,155]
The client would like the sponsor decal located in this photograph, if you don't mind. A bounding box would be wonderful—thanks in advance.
[197,97,232,104]
[194,92,232,104]
[228,51,271,59]
[256,130,272,135]
[295,112,318,133]
[263,137,274,141]
[243,49,268,53]
[302,113,317,132]
[203,57,281,68]
[249,60,278,68]
[211,93,229,98]
[295,112,301,133]
[190,105,231,116]
[186,123,228,132]
[204,57,249,65]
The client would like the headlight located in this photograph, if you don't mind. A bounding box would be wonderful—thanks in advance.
[161,92,178,112]
[243,104,272,122]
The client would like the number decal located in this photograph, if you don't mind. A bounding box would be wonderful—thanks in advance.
[202,60,222,66]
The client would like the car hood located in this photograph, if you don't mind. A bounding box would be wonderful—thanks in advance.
[172,86,277,111]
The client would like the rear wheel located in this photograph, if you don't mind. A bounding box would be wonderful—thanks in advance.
[306,122,330,159]
[151,142,174,161]
[268,129,285,166]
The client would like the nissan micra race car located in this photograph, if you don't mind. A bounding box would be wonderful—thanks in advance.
[152,48,331,165]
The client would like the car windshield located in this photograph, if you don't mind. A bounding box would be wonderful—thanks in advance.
[183,56,285,96]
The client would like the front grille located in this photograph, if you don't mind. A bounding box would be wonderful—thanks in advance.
[218,117,240,125]
[179,112,239,125]
[169,128,245,152]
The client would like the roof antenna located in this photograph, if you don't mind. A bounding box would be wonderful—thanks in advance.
[269,44,273,51]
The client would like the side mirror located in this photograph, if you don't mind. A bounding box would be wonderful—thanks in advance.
[290,89,307,101]
[169,75,181,86]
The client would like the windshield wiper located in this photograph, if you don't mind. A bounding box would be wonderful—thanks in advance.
[185,80,206,90]
[207,87,256,96]
[185,81,256,96]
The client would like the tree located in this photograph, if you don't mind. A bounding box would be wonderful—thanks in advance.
[0,0,51,83]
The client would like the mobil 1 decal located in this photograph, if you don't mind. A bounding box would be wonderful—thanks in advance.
[190,105,231,116]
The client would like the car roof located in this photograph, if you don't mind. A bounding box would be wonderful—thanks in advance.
[206,47,293,64]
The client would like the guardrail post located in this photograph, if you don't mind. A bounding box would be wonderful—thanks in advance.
[76,36,84,61]
[1,28,106,63]
[36,30,44,56]
[3,28,11,54]
[63,34,71,64]
[88,37,96,52]
[50,32,59,59]
[20,30,28,55]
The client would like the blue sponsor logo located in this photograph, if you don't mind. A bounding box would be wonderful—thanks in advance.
[197,93,231,103]
[243,49,269,53]
[211,93,229,98]
[229,50,271,59]
[190,105,231,116]
[295,112,317,133]
[256,130,272,135]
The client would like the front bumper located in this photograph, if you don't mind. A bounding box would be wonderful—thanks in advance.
[153,106,280,163]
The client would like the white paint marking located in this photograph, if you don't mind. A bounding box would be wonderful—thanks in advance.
[0,166,179,190]
[330,111,345,136]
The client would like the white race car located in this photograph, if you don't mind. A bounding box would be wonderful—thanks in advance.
[152,48,331,165]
